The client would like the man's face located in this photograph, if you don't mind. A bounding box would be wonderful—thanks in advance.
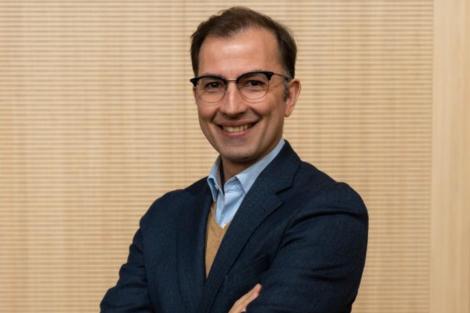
[195,27,300,178]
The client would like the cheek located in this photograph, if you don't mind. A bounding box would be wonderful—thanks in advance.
[197,102,218,119]
[259,105,287,134]
[253,91,287,115]
[254,101,287,121]
[197,107,217,139]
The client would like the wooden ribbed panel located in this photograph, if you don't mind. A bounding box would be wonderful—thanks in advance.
[283,2,432,313]
[432,0,470,312]
[0,1,432,312]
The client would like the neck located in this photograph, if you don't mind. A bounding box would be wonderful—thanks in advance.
[218,139,285,183]
[219,159,253,184]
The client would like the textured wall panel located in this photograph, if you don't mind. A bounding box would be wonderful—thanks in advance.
[432,0,470,312]
[0,1,432,312]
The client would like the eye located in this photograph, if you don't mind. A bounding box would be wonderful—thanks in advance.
[238,72,270,91]
[246,79,266,87]
[240,78,267,90]
[202,79,224,91]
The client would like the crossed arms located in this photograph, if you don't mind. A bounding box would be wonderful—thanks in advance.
[101,183,368,313]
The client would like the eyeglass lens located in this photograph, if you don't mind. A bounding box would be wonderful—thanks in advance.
[196,72,270,102]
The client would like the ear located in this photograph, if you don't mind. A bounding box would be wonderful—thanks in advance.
[284,79,301,117]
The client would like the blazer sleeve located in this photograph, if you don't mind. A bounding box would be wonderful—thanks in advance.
[100,225,155,313]
[247,183,368,313]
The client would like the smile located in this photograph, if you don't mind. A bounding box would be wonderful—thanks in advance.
[220,123,256,134]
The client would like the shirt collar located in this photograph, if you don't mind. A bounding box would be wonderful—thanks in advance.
[207,139,285,201]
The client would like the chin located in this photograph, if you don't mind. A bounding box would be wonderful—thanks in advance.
[221,152,253,163]
[218,145,257,160]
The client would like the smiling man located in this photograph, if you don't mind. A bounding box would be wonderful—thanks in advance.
[193,26,298,183]
[101,7,368,313]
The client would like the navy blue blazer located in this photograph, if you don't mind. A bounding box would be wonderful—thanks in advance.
[101,142,368,313]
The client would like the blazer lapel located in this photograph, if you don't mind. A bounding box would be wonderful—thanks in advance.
[199,142,301,313]
[176,182,212,313]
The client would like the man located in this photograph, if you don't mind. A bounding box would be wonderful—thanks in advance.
[101,7,368,313]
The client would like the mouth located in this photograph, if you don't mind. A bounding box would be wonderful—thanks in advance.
[218,122,257,134]
[216,121,258,137]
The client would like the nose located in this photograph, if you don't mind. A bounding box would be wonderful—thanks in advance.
[219,82,247,116]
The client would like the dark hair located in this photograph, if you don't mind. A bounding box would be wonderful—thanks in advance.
[190,7,297,78]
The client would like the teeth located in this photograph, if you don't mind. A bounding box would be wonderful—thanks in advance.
[223,124,250,133]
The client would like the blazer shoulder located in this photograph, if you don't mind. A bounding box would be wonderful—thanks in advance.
[294,160,368,217]
[140,177,208,226]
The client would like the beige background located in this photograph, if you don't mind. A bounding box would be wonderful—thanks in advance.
[0,0,468,312]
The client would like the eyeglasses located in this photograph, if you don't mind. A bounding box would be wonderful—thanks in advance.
[190,71,291,103]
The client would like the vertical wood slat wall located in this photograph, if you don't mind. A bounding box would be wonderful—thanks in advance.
[0,0,466,312]
[432,0,470,312]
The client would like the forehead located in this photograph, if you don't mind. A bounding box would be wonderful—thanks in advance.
[198,27,283,76]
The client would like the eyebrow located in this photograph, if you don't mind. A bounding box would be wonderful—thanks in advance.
[197,69,268,79]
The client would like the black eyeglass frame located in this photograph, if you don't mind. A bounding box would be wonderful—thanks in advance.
[189,70,291,87]
[189,70,292,103]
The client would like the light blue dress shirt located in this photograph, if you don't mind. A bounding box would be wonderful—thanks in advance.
[207,139,285,227]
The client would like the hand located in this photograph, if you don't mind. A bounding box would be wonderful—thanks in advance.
[228,284,262,313]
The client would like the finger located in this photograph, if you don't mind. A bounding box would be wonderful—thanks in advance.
[243,284,262,303]
[231,284,262,313]
[228,285,260,313]
[246,284,261,302]
[252,283,262,294]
